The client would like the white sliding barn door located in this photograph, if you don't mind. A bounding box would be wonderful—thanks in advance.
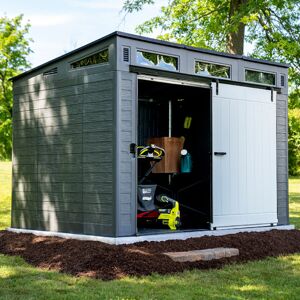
[212,83,277,228]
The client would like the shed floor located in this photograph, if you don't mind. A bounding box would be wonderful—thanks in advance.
[137,228,207,235]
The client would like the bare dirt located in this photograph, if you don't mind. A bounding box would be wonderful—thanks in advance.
[0,229,300,280]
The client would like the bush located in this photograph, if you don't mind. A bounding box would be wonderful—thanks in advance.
[288,108,300,176]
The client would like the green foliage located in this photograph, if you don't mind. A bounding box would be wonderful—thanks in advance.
[288,69,300,175]
[123,0,300,58]
[289,87,300,110]
[0,15,32,160]
[247,1,300,69]
[288,108,300,176]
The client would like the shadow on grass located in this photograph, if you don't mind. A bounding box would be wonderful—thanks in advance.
[0,253,300,300]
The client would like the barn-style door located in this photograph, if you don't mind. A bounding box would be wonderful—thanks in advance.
[212,82,277,229]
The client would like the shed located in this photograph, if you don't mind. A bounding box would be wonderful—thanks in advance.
[10,31,289,239]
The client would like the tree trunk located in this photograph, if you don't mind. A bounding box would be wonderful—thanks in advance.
[227,0,246,55]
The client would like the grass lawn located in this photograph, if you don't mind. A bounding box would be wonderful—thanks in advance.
[0,162,11,230]
[0,161,300,299]
[289,177,300,229]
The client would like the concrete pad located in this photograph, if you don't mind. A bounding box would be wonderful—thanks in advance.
[164,247,239,262]
[7,224,295,245]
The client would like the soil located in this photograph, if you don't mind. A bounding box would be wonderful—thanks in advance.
[0,229,300,280]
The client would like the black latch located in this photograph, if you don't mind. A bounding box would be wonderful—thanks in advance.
[214,152,226,156]
[216,79,219,95]
[271,88,274,102]
[130,143,136,155]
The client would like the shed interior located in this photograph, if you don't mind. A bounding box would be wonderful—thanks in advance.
[137,79,212,232]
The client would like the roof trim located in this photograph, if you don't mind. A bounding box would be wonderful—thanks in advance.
[118,32,289,68]
[130,65,282,93]
[11,31,289,81]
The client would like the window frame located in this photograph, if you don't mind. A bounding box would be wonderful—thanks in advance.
[244,68,277,86]
[135,49,180,72]
[194,59,232,80]
[69,48,109,70]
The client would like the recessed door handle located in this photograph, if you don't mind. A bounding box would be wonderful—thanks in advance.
[214,152,227,156]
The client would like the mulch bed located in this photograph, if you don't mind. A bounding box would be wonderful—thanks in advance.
[0,229,300,280]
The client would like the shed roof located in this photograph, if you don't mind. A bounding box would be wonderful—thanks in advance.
[11,31,289,81]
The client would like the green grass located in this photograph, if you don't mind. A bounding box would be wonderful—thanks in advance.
[0,162,11,230]
[0,253,300,300]
[289,177,300,229]
[0,161,300,299]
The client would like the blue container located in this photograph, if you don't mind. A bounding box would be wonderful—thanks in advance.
[181,150,192,173]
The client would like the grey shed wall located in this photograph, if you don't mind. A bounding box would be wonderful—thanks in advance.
[12,37,117,236]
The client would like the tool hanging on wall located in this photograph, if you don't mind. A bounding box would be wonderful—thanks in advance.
[184,116,192,129]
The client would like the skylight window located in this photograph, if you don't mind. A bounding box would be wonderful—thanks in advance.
[136,50,178,71]
[195,61,231,79]
[245,69,276,86]
[71,49,109,69]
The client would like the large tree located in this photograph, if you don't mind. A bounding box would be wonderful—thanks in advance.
[123,0,299,63]
[0,15,32,160]
[123,0,300,174]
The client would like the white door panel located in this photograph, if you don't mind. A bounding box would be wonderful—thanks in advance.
[217,83,272,103]
[212,83,277,228]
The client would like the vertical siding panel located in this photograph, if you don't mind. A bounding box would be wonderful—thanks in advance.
[276,93,289,224]
[116,71,137,236]
[82,71,114,236]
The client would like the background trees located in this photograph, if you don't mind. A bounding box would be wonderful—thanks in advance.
[0,15,32,160]
[123,0,300,175]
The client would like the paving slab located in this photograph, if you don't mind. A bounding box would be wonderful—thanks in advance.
[164,247,239,262]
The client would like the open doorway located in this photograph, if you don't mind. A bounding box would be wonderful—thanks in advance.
[137,77,212,233]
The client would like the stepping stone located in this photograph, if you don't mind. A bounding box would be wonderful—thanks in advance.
[164,247,239,262]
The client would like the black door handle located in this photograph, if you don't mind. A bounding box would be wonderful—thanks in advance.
[214,152,227,156]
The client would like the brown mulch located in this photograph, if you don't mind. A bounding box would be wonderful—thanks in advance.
[0,229,300,280]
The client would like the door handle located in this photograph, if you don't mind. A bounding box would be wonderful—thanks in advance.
[214,152,227,156]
